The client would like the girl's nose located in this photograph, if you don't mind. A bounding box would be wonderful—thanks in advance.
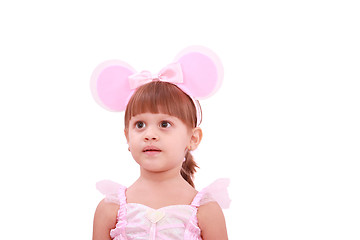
[145,136,158,141]
[144,128,159,141]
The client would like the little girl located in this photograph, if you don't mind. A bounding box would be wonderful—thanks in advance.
[91,46,230,240]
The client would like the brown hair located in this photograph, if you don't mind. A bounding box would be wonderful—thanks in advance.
[124,81,199,187]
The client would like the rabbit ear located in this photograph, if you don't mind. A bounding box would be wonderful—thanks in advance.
[90,60,136,112]
[174,46,224,100]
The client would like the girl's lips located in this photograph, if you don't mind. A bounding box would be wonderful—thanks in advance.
[143,146,161,156]
[142,146,161,152]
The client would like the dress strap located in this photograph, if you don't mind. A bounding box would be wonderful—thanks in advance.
[190,190,205,207]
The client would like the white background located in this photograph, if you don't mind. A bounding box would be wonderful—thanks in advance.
[0,0,359,239]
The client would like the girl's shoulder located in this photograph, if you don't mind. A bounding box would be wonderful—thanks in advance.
[93,181,126,239]
[197,201,228,239]
[94,198,119,221]
[195,179,230,239]
[93,198,120,238]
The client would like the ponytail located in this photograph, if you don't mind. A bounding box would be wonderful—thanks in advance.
[180,151,199,188]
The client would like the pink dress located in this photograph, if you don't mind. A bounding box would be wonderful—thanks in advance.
[96,179,230,240]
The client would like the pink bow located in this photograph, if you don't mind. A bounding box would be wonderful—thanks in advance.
[128,63,183,89]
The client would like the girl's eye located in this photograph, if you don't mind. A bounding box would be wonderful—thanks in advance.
[160,121,172,128]
[135,121,146,129]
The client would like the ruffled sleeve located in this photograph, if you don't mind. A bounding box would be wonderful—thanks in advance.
[185,179,230,239]
[96,180,128,239]
[194,178,231,209]
[96,180,126,205]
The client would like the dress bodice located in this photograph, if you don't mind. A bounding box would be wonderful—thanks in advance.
[96,179,230,240]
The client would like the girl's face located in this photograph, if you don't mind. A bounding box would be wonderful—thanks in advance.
[125,112,202,174]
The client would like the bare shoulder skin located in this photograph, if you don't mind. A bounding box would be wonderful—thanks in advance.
[197,201,228,240]
[92,199,119,240]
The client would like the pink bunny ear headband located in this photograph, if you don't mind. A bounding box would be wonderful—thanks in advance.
[90,46,224,126]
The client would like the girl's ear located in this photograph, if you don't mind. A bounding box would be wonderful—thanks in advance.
[189,127,203,151]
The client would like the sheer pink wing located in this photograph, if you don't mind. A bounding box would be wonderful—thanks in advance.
[199,178,231,209]
[96,180,125,205]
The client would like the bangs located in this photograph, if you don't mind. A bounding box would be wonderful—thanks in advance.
[125,81,197,129]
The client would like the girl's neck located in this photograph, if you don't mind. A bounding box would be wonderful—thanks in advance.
[137,167,186,187]
[126,167,197,209]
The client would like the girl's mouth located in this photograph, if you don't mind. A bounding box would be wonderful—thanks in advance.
[144,149,161,152]
[143,146,161,153]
